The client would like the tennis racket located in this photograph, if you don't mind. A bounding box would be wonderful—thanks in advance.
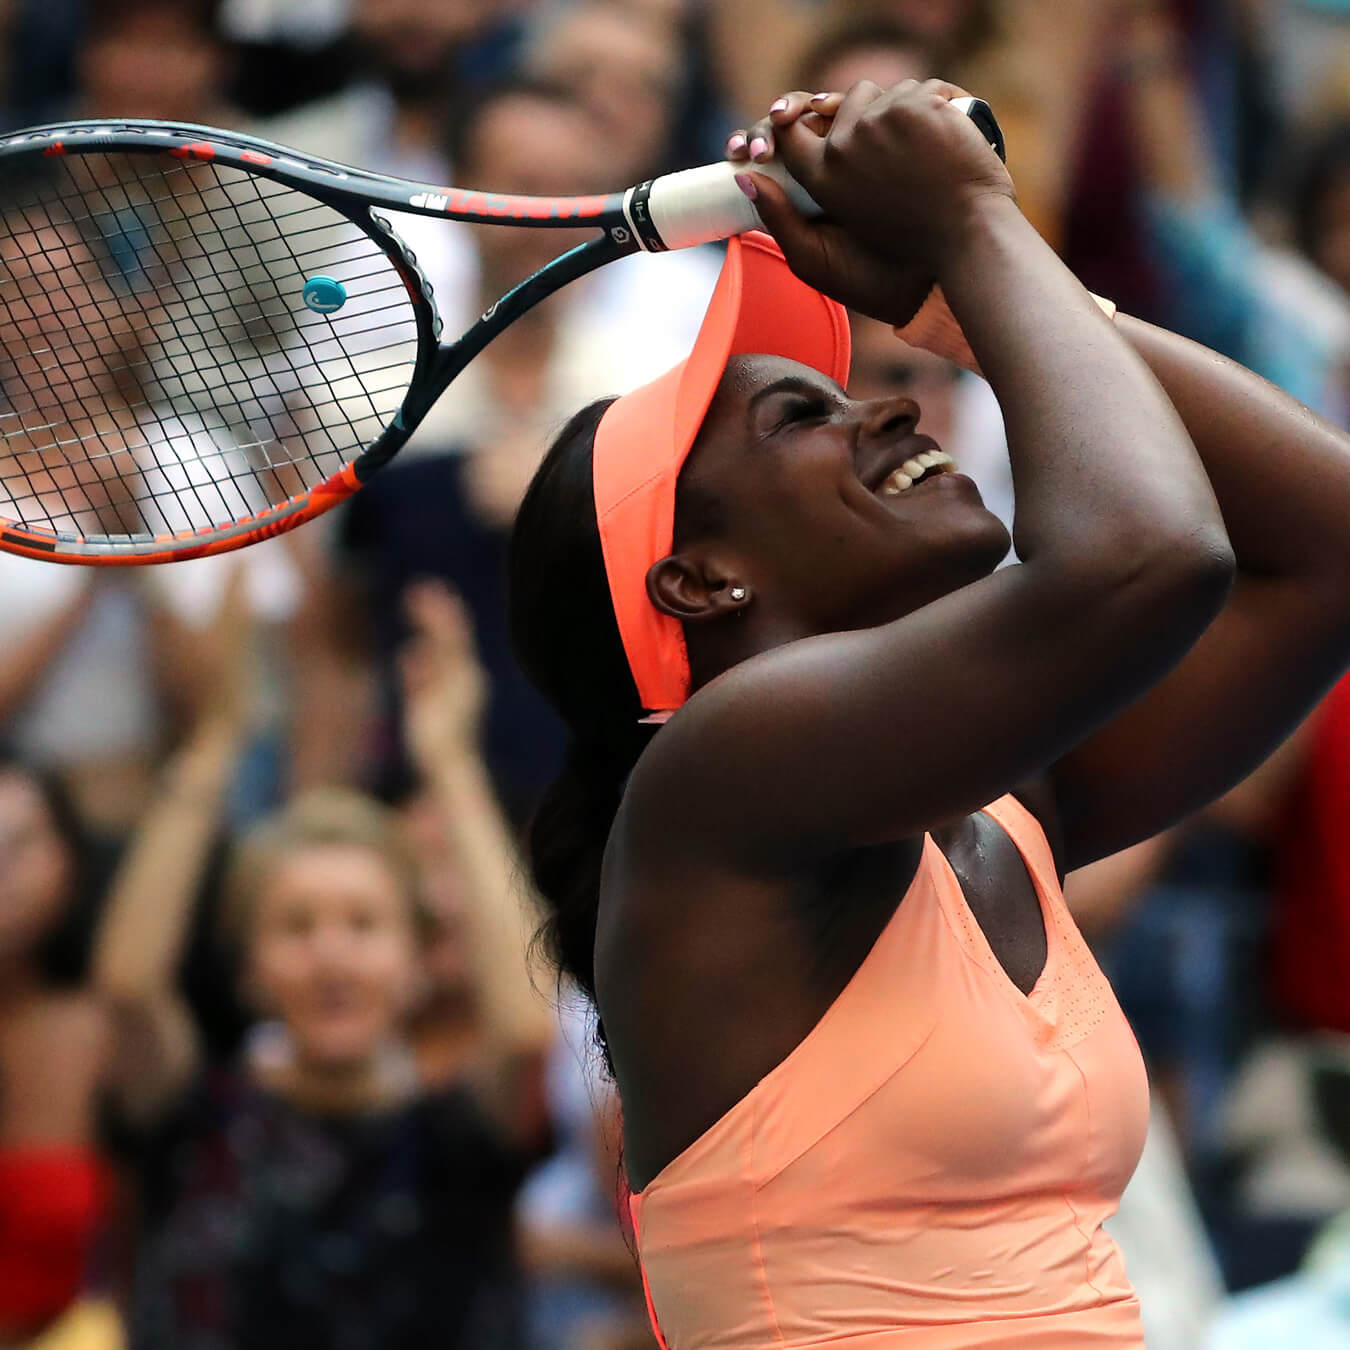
[0,100,1004,564]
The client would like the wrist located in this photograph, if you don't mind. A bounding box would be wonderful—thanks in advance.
[428,746,488,795]
[931,191,1025,286]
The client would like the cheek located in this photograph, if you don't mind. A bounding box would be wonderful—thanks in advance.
[8,843,72,917]
[361,933,421,1001]
[248,937,309,1009]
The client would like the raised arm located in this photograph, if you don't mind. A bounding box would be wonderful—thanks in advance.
[92,570,252,1120]
[399,582,553,1124]
[631,83,1233,863]
[1046,316,1350,866]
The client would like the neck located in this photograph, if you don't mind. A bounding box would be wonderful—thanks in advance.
[472,295,558,390]
[686,609,815,698]
[477,277,558,345]
[252,1034,416,1114]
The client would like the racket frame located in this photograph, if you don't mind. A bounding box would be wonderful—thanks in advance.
[0,119,641,563]
[0,101,1003,563]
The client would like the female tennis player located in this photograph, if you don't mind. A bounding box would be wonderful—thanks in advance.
[508,79,1350,1347]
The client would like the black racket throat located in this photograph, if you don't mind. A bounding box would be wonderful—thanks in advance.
[358,232,632,482]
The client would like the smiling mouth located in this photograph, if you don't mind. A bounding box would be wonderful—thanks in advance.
[880,450,958,496]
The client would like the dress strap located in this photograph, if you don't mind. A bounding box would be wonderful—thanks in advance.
[980,794,1060,891]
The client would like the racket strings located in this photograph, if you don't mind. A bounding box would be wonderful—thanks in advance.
[0,150,419,538]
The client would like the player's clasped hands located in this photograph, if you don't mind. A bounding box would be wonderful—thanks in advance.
[725,79,1016,327]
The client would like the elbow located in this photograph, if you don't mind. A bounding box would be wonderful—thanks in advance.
[1124,524,1236,633]
[1161,526,1236,609]
[1062,519,1235,637]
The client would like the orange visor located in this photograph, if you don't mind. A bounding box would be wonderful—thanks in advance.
[593,232,851,719]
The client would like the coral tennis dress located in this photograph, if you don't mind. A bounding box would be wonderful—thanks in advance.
[628,795,1150,1348]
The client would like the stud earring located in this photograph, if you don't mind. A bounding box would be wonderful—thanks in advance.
[730,586,747,602]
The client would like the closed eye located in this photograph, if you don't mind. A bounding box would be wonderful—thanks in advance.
[771,395,831,433]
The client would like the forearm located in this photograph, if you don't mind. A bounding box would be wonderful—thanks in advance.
[0,597,88,717]
[429,754,553,1054]
[91,722,239,1001]
[1117,315,1350,583]
[937,198,1223,565]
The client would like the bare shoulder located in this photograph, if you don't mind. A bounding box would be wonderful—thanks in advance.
[0,992,113,1134]
[4,989,112,1057]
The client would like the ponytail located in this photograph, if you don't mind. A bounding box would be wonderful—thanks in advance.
[524,741,636,1070]
[509,398,650,1073]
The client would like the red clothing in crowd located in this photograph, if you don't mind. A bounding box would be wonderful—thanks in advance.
[1272,675,1350,1033]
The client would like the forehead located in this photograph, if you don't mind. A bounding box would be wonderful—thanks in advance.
[701,353,842,428]
[263,843,404,900]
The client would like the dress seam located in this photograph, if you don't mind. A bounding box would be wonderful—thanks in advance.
[749,1093,788,1345]
[1064,1042,1110,1301]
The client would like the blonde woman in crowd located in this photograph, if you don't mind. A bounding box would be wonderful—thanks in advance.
[90,576,553,1350]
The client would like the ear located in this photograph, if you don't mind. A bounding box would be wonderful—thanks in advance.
[646,550,749,625]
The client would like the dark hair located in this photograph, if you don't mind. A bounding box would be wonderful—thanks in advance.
[87,0,223,42]
[804,0,997,82]
[0,750,99,985]
[508,399,651,1068]
[792,13,936,92]
[1291,119,1350,266]
[446,76,586,179]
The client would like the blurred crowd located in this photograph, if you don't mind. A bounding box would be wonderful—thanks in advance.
[0,0,1348,1347]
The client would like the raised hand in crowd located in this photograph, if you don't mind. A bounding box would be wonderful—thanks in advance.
[398,578,554,1136]
[91,566,255,1122]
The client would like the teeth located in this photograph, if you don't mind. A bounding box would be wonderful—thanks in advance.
[879,452,956,497]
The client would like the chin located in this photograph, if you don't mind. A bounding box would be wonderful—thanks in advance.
[291,1026,387,1072]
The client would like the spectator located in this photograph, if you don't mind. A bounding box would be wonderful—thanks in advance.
[1121,0,1350,419]
[0,754,120,1348]
[836,0,995,64]
[0,199,184,833]
[793,11,938,92]
[264,0,515,174]
[0,185,309,832]
[523,0,687,182]
[94,575,553,1350]
[516,994,650,1350]
[258,0,517,335]
[76,0,237,125]
[1294,119,1350,300]
[1206,1046,1350,1346]
[1064,838,1228,1350]
[0,0,82,128]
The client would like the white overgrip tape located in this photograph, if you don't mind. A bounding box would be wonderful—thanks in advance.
[641,160,820,252]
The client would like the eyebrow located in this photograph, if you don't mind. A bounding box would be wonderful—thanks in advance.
[747,374,845,415]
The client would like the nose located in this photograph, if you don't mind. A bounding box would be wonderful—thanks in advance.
[858,394,921,443]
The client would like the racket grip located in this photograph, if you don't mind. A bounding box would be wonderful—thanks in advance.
[636,96,1004,253]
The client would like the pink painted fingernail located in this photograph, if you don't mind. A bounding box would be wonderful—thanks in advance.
[734,173,758,201]
[749,136,769,159]
[770,98,789,114]
[726,132,746,155]
[811,92,832,103]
